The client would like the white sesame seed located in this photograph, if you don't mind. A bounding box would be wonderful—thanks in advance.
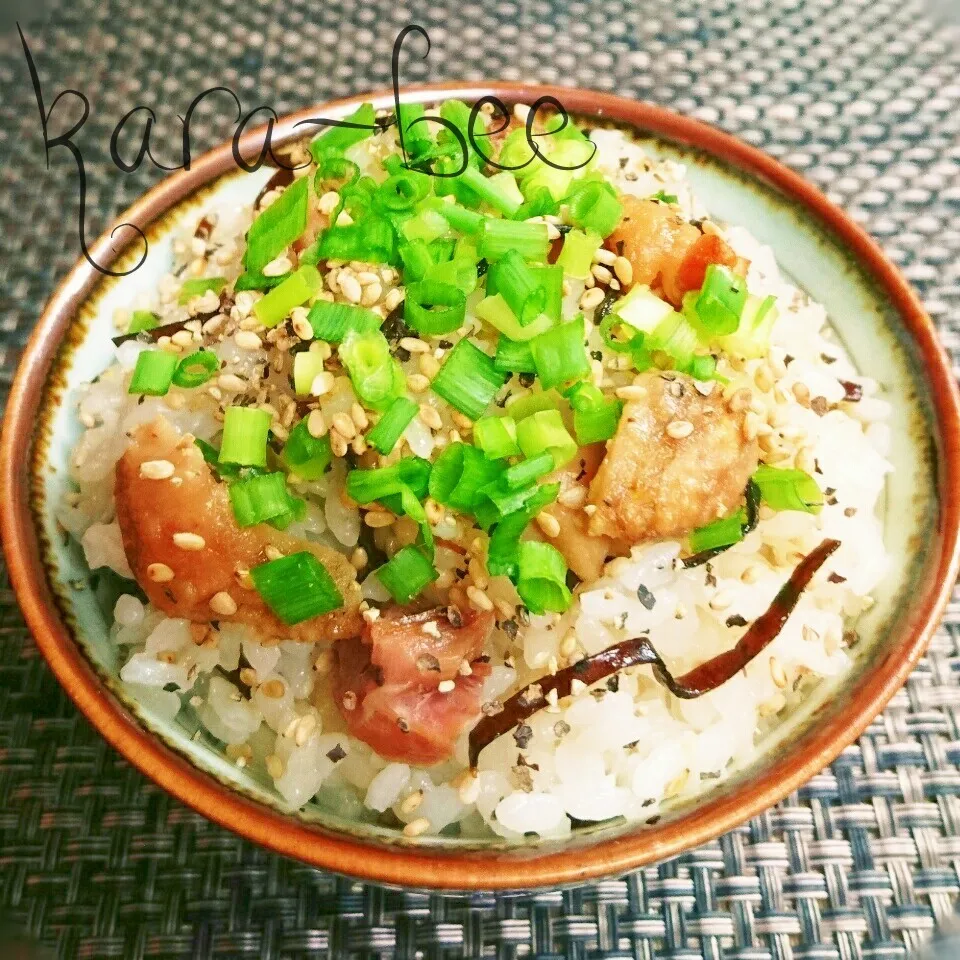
[693,379,715,396]
[437,679,456,693]
[406,373,430,393]
[266,755,284,779]
[310,371,335,396]
[364,510,395,529]
[535,512,561,538]
[383,288,405,313]
[147,563,175,583]
[557,485,587,509]
[770,656,788,689]
[332,412,357,439]
[615,384,648,401]
[139,459,175,480]
[579,287,606,311]
[317,190,340,215]
[350,403,369,431]
[466,585,494,612]
[399,336,430,354]
[262,254,293,277]
[709,590,733,611]
[613,255,633,286]
[235,330,262,351]
[593,247,617,265]
[307,410,327,438]
[665,419,694,440]
[591,264,613,284]
[402,817,431,838]
[291,308,314,341]
[418,404,443,431]
[209,591,238,616]
[400,790,424,814]
[218,373,247,393]
[360,281,383,307]
[173,532,206,551]
[339,273,363,304]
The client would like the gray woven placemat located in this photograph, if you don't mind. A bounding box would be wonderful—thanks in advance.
[2,1,960,957]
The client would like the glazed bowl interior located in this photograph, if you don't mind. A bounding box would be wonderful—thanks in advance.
[4,86,958,890]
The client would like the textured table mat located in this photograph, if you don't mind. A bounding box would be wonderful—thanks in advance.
[2,0,960,957]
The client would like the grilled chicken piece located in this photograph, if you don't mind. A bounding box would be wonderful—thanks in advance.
[588,373,759,544]
[333,607,495,765]
[534,444,619,582]
[606,196,739,305]
[115,417,363,643]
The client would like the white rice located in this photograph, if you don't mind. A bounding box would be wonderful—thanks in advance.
[60,119,891,841]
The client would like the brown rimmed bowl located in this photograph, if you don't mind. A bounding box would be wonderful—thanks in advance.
[2,84,959,892]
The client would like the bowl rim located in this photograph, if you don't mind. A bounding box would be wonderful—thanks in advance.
[3,82,960,891]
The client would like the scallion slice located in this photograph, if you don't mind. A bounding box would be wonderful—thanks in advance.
[347,457,432,506]
[251,551,344,625]
[428,442,502,513]
[252,265,323,328]
[473,415,521,459]
[430,339,506,421]
[486,483,559,579]
[366,397,419,455]
[219,406,272,468]
[487,250,547,327]
[475,293,554,342]
[401,207,449,244]
[309,102,376,162]
[244,175,309,274]
[565,178,623,237]
[566,382,624,445]
[530,315,591,389]
[753,465,823,514]
[229,472,295,527]
[404,279,466,335]
[376,545,438,604]
[429,197,486,235]
[375,169,432,211]
[128,350,177,396]
[457,165,522,217]
[503,451,555,489]
[306,300,382,343]
[516,409,577,468]
[339,329,403,411]
[128,310,160,333]
[494,335,537,374]
[515,541,572,614]
[477,218,549,262]
[317,216,395,264]
[693,264,748,335]
[171,350,219,389]
[281,418,333,480]
[687,510,747,554]
[292,349,327,396]
[177,276,227,305]
[398,239,434,282]
[555,229,602,280]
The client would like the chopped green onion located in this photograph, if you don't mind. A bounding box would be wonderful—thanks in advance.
[281,418,333,480]
[251,551,344,625]
[457,165,522,217]
[486,483,559,579]
[306,300,382,343]
[428,442,502,513]
[608,284,674,335]
[494,336,537,374]
[425,255,479,296]
[567,382,624,445]
[473,415,521,459]
[404,279,466,335]
[521,137,595,201]
[128,349,177,396]
[229,472,295,527]
[430,339,506,421]
[504,451,555,489]
[514,185,561,221]
[530,315,591,389]
[753,465,823,514]
[428,197,486,235]
[531,264,564,323]
[652,190,678,204]
[128,310,159,333]
[244,175,309,274]
[475,293,554,342]
[401,207,449,244]
[647,310,700,370]
[234,271,286,292]
[376,545,438,604]
[317,216,395,264]
[473,479,544,529]
[177,276,226,305]
[599,312,641,354]
[309,103,376,162]
[686,354,718,380]
[314,155,360,196]
[339,329,403,411]
[252,264,323,328]
[487,250,547,327]
[347,457,432,506]
[498,126,540,175]
[171,349,219,388]
[366,397,418,455]
[515,541,571,614]
[556,229,602,279]
[477,218,549,262]
[716,293,779,359]
[292,348,328,396]
[398,238,434,282]
[693,264,747,335]
[505,389,562,422]
[219,406,272,467]
[564,178,623,237]
[396,102,435,163]
[516,409,577,468]
[687,510,747,554]
[375,169,432,211]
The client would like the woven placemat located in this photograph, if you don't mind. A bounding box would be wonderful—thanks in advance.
[2,1,960,957]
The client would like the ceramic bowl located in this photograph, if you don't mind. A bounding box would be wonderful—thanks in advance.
[3,85,959,891]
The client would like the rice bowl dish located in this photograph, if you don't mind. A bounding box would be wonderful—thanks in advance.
[57,99,893,843]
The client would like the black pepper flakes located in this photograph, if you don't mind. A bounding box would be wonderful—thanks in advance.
[636,584,656,610]
[326,743,347,763]
[725,614,748,628]
[513,724,534,748]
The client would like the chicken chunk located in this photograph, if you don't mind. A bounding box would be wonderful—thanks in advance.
[115,417,363,643]
[606,196,738,306]
[333,607,495,765]
[587,373,759,544]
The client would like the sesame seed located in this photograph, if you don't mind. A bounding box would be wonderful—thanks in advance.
[330,433,348,458]
[364,510,395,529]
[400,336,430,353]
[709,590,733,611]
[558,485,588,508]
[424,498,444,524]
[317,190,340,215]
[264,545,284,561]
[727,387,753,412]
[591,263,613,284]
[400,790,424,813]
[466,585,493,612]
[294,713,317,746]
[402,817,431,838]
[741,564,763,584]
[665,419,694,440]
[457,770,481,804]
[291,309,314,341]
[579,287,606,311]
[693,379,715,397]
[235,330,262,351]
[310,371,335,397]
[418,354,441,378]
[350,547,368,571]
[218,373,247,393]
[770,656,788,689]
[615,384,647,401]
[331,413,356,440]
[382,288,405,313]
[406,373,430,393]
[265,755,284,779]
[535,512,561,538]
[418,404,443,431]
[147,562,175,583]
[583,503,598,517]
[593,247,617,265]
[437,679,456,693]
[361,607,381,624]
[307,410,327,438]
[209,591,237,616]
[360,281,383,307]
[754,363,774,393]
[139,459,175,480]
[262,254,292,277]
[339,273,363,304]
[613,255,633,286]
[350,403,369,431]
[173,532,206,551]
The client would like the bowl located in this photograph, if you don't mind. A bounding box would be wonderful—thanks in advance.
[3,84,959,891]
